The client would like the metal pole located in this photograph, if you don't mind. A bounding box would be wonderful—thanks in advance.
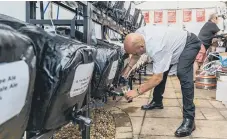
[82,2,92,139]
[25,1,30,22]
[139,69,142,85]
[129,75,133,90]
[40,1,44,29]
[144,65,147,76]
[70,15,76,38]
[83,2,92,44]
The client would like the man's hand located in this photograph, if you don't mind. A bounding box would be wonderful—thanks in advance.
[125,90,138,102]
[124,73,163,102]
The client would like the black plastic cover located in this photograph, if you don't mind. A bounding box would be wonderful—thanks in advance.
[112,1,130,20]
[0,13,97,132]
[17,25,97,131]
[133,9,142,28]
[91,40,121,99]
[0,14,29,30]
[0,24,36,139]
[92,1,109,7]
[113,52,129,86]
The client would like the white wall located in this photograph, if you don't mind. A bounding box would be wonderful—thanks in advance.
[0,1,77,21]
[136,1,226,11]
[0,1,26,21]
[0,1,105,38]
[136,1,227,35]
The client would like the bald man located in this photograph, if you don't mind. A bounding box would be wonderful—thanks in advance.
[122,25,201,137]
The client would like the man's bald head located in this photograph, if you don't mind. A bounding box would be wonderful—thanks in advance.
[124,33,145,55]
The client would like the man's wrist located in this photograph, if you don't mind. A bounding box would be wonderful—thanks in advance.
[136,87,143,95]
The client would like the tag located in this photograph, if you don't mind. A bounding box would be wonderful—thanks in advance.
[108,60,119,80]
[70,62,94,97]
[0,61,29,125]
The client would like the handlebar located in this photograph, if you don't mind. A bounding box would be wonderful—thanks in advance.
[213,33,227,39]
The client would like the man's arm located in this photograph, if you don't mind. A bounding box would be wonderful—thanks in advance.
[138,73,163,94]
[138,51,172,94]
[121,54,140,78]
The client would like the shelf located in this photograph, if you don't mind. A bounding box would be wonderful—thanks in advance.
[29,19,84,26]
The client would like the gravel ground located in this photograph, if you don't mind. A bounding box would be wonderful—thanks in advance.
[53,108,115,139]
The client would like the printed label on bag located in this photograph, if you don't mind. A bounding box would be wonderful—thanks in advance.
[0,61,29,125]
[108,60,119,80]
[70,62,94,97]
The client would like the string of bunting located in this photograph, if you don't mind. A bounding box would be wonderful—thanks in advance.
[143,8,207,24]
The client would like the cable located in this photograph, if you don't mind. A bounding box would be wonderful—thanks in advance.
[48,7,57,34]
[57,5,60,20]
[43,2,50,14]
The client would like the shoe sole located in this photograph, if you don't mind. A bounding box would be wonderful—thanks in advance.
[174,126,196,137]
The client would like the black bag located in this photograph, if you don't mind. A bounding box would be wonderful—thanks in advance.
[0,14,29,30]
[112,52,129,86]
[133,9,142,29]
[125,2,136,24]
[91,40,121,99]
[18,26,97,131]
[112,1,131,21]
[0,13,97,133]
[92,1,109,8]
[0,24,36,139]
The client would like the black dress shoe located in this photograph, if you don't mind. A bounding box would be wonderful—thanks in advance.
[175,118,196,137]
[141,101,163,110]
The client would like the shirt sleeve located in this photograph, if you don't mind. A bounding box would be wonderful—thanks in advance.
[152,50,172,74]
[210,23,220,34]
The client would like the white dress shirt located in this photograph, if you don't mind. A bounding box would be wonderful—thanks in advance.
[136,25,188,74]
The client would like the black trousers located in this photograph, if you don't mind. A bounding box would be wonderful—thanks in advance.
[152,33,201,120]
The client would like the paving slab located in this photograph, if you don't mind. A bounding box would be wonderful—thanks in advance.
[146,107,182,118]
[116,127,132,133]
[218,110,227,119]
[173,84,181,89]
[165,87,176,93]
[114,76,227,139]
[195,108,206,120]
[115,132,133,139]
[165,83,174,88]
[178,98,214,108]
[192,120,227,138]
[200,108,225,120]
[163,98,180,107]
[209,100,227,109]
[194,99,214,108]
[194,89,216,99]
[140,135,190,139]
[174,89,216,100]
[141,118,183,136]
[132,135,140,139]
[116,98,149,109]
[175,90,183,99]
[113,112,132,127]
[130,117,143,135]
[163,90,178,99]
[122,106,145,117]
[192,137,226,139]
